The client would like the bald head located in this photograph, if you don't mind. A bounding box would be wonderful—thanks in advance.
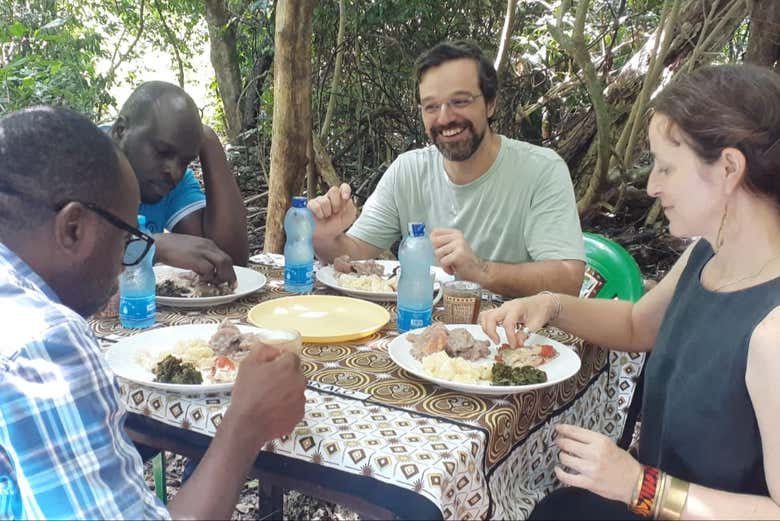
[112,81,203,204]
[118,81,199,127]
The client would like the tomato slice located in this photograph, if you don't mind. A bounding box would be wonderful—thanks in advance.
[214,356,236,371]
[540,344,556,358]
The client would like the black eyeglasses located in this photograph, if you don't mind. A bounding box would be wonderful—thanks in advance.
[61,201,155,266]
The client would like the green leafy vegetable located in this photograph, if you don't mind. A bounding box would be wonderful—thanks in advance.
[491,363,547,386]
[153,354,203,384]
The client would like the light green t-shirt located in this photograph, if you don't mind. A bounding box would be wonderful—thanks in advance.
[347,135,585,264]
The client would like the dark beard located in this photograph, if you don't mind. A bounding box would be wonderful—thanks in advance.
[431,121,485,161]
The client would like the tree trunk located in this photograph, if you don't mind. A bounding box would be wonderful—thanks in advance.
[745,0,780,68]
[204,0,244,143]
[241,51,274,130]
[557,0,748,182]
[264,0,315,253]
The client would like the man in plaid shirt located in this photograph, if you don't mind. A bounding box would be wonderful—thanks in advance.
[0,107,306,519]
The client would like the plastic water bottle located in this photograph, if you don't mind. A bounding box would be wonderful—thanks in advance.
[397,222,434,333]
[119,215,157,329]
[284,196,315,293]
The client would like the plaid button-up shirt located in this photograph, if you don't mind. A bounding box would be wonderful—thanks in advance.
[0,242,169,520]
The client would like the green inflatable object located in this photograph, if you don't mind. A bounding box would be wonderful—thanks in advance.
[583,232,644,302]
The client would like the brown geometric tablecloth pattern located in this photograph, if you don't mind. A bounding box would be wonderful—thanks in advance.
[93,262,644,520]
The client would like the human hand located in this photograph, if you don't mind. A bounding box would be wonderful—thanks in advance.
[154,233,236,285]
[479,293,557,347]
[308,183,358,239]
[430,228,485,281]
[553,424,642,505]
[229,349,307,450]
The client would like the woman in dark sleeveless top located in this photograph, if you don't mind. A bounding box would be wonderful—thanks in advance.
[481,64,780,520]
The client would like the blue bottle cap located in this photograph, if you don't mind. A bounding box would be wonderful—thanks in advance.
[292,196,308,208]
[408,222,425,237]
[137,214,146,227]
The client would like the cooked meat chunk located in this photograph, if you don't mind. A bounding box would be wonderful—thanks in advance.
[445,328,490,360]
[408,322,450,360]
[351,260,385,277]
[209,319,243,355]
[408,323,491,362]
[332,255,386,277]
[156,270,235,298]
[334,255,354,274]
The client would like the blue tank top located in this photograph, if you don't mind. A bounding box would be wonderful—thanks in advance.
[639,240,780,495]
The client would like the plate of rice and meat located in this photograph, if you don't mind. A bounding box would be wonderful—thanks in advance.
[316,255,454,301]
[387,323,581,395]
[105,320,300,393]
[154,265,267,308]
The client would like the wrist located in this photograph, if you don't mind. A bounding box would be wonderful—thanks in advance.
[627,460,644,506]
[474,258,491,287]
[538,290,562,323]
[217,407,266,456]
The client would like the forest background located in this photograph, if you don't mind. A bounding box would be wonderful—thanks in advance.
[3,1,780,517]
[2,0,780,279]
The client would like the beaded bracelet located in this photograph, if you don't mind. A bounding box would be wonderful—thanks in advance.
[629,465,661,517]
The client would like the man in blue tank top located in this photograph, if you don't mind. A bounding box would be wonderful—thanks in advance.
[110,81,248,284]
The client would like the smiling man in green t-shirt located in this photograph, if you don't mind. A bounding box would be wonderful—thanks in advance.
[309,41,585,297]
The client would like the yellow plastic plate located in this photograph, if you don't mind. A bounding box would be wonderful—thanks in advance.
[247,295,390,343]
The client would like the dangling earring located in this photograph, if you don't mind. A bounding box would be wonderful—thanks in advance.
[715,203,728,252]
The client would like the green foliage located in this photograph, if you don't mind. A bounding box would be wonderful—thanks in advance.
[0,0,756,209]
[0,1,113,117]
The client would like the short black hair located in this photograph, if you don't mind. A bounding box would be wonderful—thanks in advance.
[117,81,198,127]
[413,40,498,104]
[0,106,120,233]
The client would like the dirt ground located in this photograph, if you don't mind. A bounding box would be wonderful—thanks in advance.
[142,454,361,520]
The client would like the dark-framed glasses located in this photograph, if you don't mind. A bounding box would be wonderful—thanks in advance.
[70,201,154,266]
[420,93,484,115]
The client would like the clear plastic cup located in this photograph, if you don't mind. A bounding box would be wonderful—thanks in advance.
[256,328,302,355]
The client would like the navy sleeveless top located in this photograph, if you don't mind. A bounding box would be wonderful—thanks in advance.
[639,240,780,495]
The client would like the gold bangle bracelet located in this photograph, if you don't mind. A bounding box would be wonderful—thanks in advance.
[651,472,668,520]
[657,476,690,521]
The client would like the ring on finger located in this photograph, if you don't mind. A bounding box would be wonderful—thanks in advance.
[516,323,531,336]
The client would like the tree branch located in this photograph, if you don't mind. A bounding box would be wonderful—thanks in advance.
[153,0,185,87]
[319,0,345,140]
[549,0,613,214]
[494,0,518,76]
[105,0,146,83]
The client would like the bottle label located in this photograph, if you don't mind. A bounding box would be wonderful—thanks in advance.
[397,306,432,333]
[119,295,157,323]
[285,264,314,289]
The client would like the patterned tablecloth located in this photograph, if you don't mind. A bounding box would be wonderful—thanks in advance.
[91,259,644,520]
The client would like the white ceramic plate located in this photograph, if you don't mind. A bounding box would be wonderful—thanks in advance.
[154,265,266,308]
[388,324,581,395]
[105,323,270,393]
[316,260,454,302]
